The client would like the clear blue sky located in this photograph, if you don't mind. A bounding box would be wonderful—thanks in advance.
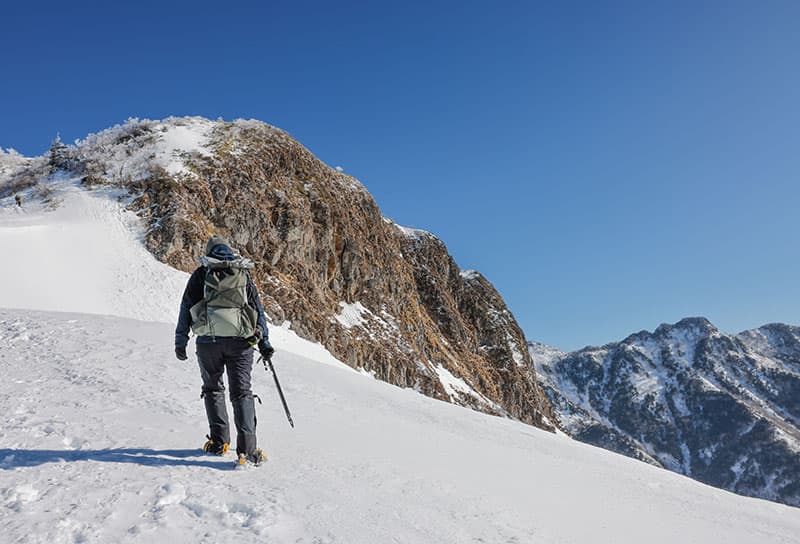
[2,1,798,350]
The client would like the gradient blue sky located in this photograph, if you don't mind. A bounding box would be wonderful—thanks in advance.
[2,1,798,350]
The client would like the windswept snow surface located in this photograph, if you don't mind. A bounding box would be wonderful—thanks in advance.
[1,183,800,542]
[0,179,187,323]
[2,310,800,543]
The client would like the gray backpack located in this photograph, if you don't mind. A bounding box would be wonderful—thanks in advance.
[189,256,259,339]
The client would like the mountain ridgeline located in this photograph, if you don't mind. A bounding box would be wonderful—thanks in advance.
[532,318,800,507]
[0,117,554,431]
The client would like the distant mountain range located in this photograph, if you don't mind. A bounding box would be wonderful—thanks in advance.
[531,317,800,506]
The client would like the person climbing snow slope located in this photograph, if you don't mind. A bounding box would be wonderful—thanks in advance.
[175,235,275,466]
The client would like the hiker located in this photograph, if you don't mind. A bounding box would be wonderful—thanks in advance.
[14,194,22,207]
[174,235,275,466]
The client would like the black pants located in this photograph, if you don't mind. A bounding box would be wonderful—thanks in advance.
[196,339,258,455]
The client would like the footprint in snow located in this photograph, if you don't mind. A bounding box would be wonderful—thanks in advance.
[155,482,187,508]
[63,436,88,450]
[2,483,39,512]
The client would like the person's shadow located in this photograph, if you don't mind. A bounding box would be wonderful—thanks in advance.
[0,448,235,470]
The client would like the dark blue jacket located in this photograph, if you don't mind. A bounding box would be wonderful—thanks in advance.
[175,245,270,349]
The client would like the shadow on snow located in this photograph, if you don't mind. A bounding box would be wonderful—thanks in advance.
[0,448,235,470]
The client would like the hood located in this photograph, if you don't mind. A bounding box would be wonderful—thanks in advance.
[207,243,237,262]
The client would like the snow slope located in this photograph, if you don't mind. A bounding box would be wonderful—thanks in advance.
[1,181,800,542]
[0,177,186,323]
[3,309,800,544]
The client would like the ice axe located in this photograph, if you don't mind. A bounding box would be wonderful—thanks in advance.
[259,355,294,428]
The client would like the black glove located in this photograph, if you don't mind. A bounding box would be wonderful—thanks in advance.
[258,339,275,360]
[175,346,188,361]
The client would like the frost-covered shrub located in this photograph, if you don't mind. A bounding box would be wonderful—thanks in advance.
[0,153,48,198]
[48,135,81,173]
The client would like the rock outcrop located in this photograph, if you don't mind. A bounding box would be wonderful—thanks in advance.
[0,117,554,431]
[532,318,800,506]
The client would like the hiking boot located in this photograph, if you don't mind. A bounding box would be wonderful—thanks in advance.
[202,435,230,456]
[236,448,267,467]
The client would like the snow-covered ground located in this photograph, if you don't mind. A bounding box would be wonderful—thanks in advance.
[0,177,186,323]
[3,309,800,544]
[1,178,799,542]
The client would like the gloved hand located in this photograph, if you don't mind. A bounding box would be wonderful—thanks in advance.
[175,346,188,361]
[258,339,275,360]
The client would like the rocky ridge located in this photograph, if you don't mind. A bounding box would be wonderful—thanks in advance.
[532,318,800,506]
[0,116,554,430]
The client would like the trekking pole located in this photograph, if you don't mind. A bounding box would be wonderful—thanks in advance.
[260,355,295,428]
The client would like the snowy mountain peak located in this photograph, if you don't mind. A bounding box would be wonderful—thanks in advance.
[618,317,717,348]
[76,116,218,180]
[527,340,565,366]
[533,317,800,507]
[0,115,554,431]
[654,316,717,336]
